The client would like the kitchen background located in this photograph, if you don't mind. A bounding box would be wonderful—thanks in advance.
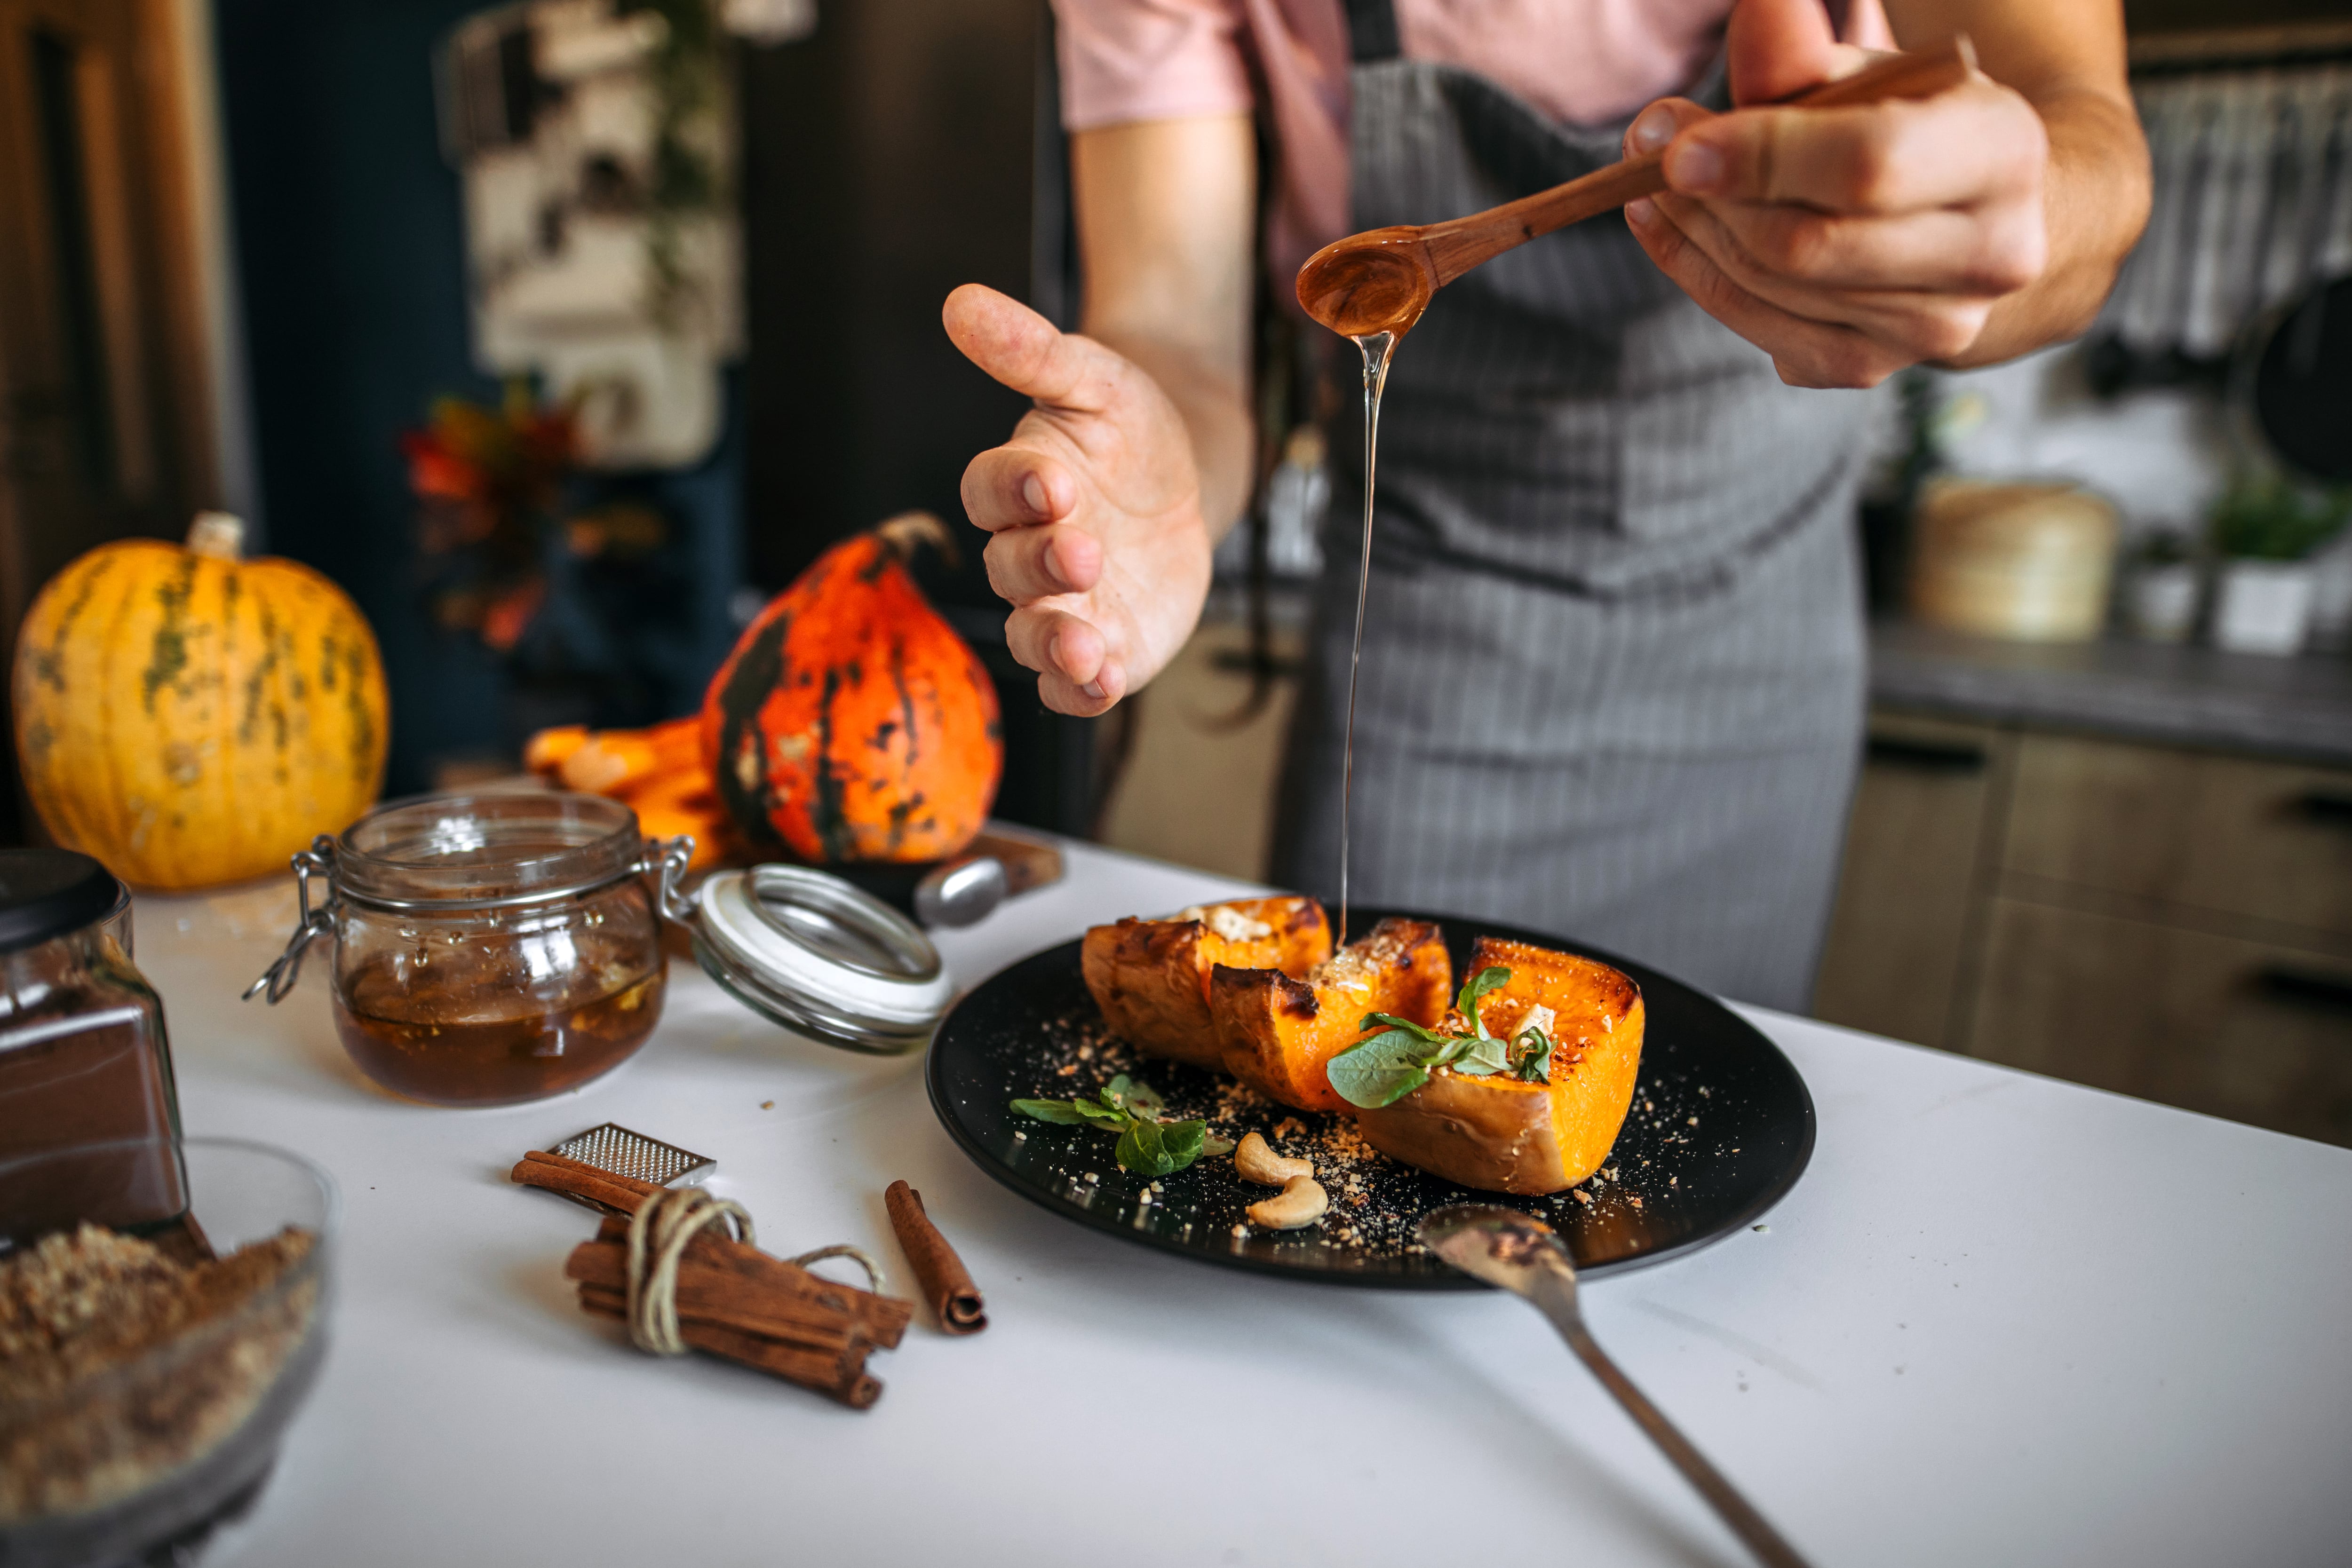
[1,0,2348,1143]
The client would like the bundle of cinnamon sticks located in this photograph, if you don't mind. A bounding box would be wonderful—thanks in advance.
[513,1150,910,1409]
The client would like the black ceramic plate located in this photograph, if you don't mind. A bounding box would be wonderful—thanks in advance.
[927,911,1814,1288]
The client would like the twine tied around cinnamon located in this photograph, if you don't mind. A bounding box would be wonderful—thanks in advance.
[623,1188,890,1356]
[624,1188,757,1355]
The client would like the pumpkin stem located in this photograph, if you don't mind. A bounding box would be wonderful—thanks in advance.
[874,511,960,573]
[186,512,246,561]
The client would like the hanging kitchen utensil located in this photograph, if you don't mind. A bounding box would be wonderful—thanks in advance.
[2248,272,2352,482]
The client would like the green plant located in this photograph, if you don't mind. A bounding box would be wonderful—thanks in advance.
[1325,966,1555,1110]
[1010,1076,1235,1177]
[2209,474,2352,562]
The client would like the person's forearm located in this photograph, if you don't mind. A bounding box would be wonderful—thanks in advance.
[1942,84,2149,367]
[1069,116,1259,546]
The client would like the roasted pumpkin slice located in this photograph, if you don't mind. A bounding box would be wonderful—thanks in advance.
[1351,936,1644,1195]
[1209,918,1452,1113]
[1081,897,1332,1069]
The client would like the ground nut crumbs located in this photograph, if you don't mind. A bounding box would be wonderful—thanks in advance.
[994,998,1721,1261]
[0,1224,319,1524]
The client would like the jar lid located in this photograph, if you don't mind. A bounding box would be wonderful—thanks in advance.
[691,866,953,1055]
[0,850,121,954]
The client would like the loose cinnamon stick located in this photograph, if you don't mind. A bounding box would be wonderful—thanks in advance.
[584,1218,912,1348]
[510,1150,663,1214]
[884,1180,987,1335]
[575,1286,881,1408]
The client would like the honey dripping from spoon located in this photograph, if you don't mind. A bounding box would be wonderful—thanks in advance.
[1335,328,1396,947]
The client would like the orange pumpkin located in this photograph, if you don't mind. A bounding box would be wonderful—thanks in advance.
[11,512,389,890]
[701,513,1001,863]
[524,717,744,874]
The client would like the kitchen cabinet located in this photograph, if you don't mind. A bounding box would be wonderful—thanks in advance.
[1812,713,2014,1052]
[2002,736,2352,939]
[1816,713,2352,1146]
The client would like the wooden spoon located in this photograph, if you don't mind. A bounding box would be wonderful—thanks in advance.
[1297,36,1979,341]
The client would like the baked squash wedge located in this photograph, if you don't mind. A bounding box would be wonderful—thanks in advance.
[1209,918,1452,1113]
[1081,898,1331,1069]
[1344,936,1644,1195]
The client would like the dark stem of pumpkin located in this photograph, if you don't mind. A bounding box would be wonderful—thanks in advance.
[874,511,961,574]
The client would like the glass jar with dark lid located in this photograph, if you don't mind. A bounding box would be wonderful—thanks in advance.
[0,848,184,1240]
[251,792,687,1107]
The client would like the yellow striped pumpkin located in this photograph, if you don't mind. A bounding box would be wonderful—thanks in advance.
[11,513,389,890]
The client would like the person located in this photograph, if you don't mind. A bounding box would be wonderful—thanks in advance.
[942,0,2149,1009]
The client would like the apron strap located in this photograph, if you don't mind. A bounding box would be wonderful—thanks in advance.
[1343,0,1399,63]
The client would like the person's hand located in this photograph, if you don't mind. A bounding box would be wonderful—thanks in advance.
[1623,0,2049,388]
[942,285,1212,717]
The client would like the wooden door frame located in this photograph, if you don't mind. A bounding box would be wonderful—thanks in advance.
[0,0,220,840]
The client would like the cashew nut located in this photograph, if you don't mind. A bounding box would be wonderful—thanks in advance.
[1233,1132,1313,1187]
[1246,1175,1328,1230]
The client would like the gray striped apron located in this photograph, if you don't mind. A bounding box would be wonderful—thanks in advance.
[1269,9,1877,1012]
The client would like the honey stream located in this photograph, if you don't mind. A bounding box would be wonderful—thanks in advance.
[1337,329,1396,946]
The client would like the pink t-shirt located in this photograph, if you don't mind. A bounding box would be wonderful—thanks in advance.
[1059,0,1735,134]
[1052,0,1892,289]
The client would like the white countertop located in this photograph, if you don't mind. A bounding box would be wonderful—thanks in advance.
[144,839,2352,1568]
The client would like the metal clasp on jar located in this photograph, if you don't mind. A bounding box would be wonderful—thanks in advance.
[244,836,338,1004]
[246,832,697,1005]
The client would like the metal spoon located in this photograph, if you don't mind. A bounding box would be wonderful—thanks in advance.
[1418,1206,1813,1568]
[912,855,1008,929]
[1296,37,1977,341]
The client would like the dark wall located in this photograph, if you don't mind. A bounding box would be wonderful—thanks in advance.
[739,0,1039,598]
[213,0,743,793]
[739,0,1104,836]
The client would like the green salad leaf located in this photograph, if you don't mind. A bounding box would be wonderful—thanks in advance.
[1324,1027,1439,1108]
[1009,1099,1089,1125]
[1455,966,1513,1038]
[1324,968,1526,1108]
[1451,1033,1509,1077]
[1510,1026,1553,1083]
[1010,1077,1226,1174]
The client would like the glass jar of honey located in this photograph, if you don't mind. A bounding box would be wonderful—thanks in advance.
[250,793,690,1107]
[0,849,185,1237]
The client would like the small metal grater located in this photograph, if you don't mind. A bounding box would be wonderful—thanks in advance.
[546,1123,717,1203]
